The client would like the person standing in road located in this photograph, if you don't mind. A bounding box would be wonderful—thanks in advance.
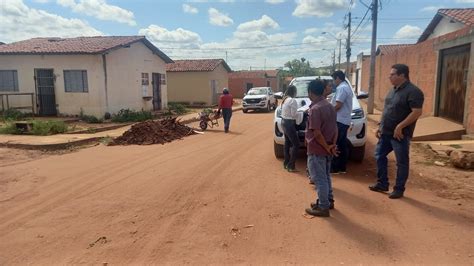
[217,88,234,133]
[281,85,303,172]
[369,64,424,199]
[305,79,338,217]
[330,70,353,174]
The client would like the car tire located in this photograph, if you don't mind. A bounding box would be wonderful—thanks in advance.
[266,101,271,112]
[274,141,284,158]
[350,144,365,162]
[243,109,248,113]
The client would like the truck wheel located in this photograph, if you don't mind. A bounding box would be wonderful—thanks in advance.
[266,101,271,112]
[274,141,284,158]
[243,109,248,113]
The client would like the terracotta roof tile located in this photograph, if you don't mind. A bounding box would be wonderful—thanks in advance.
[376,44,414,55]
[166,59,231,72]
[439,8,474,26]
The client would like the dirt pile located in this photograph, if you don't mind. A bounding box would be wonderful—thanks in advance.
[110,117,196,145]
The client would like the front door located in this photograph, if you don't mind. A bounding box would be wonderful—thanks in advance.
[152,73,161,110]
[436,44,470,123]
[35,69,57,116]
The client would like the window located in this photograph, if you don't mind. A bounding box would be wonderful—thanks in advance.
[160,73,166,85]
[64,70,88,92]
[0,70,19,92]
[141,73,149,85]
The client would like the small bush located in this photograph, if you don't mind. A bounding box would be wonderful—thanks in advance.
[81,114,103,124]
[167,102,188,115]
[111,109,153,123]
[30,120,68,135]
[0,122,21,134]
[1,109,25,121]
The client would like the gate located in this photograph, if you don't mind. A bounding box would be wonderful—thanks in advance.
[35,69,57,116]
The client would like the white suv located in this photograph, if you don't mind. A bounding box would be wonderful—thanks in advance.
[273,76,368,161]
[242,87,278,113]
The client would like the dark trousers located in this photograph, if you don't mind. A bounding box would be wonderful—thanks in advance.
[282,119,299,169]
[332,122,350,172]
[222,108,232,132]
[375,134,411,192]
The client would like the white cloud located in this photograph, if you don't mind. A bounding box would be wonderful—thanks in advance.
[182,3,198,14]
[57,0,136,26]
[208,7,233,27]
[265,0,285,4]
[138,25,202,49]
[33,0,51,3]
[420,6,446,12]
[187,0,235,2]
[0,0,102,43]
[304,27,319,34]
[394,25,422,39]
[455,0,474,3]
[293,0,346,18]
[236,15,279,32]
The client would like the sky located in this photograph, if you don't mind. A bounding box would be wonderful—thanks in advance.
[1,0,473,70]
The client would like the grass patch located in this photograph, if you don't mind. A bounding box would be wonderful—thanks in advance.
[167,103,189,115]
[449,144,462,149]
[111,109,153,123]
[1,109,25,121]
[30,120,68,135]
[0,122,21,134]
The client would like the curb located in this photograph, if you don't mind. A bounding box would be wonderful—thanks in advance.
[0,106,244,150]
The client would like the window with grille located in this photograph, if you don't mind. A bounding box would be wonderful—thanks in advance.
[0,70,19,92]
[141,73,149,85]
[64,70,88,92]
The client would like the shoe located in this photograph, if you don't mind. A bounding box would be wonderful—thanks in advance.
[310,199,334,210]
[330,169,340,174]
[369,184,389,193]
[283,163,288,170]
[388,190,404,199]
[306,168,310,177]
[309,179,314,185]
[287,168,297,173]
[305,206,330,217]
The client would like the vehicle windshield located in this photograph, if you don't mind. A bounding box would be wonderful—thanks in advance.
[248,88,267,95]
[291,79,335,98]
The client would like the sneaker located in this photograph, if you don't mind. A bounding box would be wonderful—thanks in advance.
[368,184,389,193]
[305,206,330,217]
[308,179,314,185]
[310,199,334,210]
[283,163,288,170]
[388,190,404,199]
[287,168,297,173]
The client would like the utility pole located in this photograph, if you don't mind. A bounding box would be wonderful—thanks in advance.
[225,51,228,62]
[338,38,342,69]
[345,11,351,74]
[332,49,336,73]
[367,0,378,114]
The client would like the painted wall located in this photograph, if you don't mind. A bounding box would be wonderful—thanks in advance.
[428,17,465,40]
[228,75,278,98]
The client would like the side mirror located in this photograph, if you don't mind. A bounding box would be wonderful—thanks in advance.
[274,92,283,99]
[357,91,369,99]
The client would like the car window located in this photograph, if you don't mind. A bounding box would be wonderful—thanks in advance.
[248,88,267,95]
[291,79,333,98]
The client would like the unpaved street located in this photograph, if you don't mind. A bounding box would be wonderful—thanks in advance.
[0,112,473,264]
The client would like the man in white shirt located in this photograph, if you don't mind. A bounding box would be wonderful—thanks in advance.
[330,71,353,174]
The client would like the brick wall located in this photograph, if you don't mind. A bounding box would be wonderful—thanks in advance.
[228,77,278,98]
[362,26,474,133]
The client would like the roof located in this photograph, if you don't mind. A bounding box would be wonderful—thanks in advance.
[418,8,474,43]
[376,44,414,55]
[165,59,231,72]
[228,70,279,79]
[0,36,173,63]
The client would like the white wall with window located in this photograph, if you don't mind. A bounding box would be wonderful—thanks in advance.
[0,70,19,92]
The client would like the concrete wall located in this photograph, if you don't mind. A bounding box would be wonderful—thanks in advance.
[0,54,105,115]
[167,64,229,106]
[105,41,168,114]
[361,26,474,133]
[428,17,465,40]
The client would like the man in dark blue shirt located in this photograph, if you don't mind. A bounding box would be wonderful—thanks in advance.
[369,64,424,199]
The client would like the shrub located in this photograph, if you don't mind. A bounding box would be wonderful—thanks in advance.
[0,122,20,134]
[1,109,25,121]
[167,102,188,115]
[30,120,68,135]
[111,109,153,123]
[80,114,103,124]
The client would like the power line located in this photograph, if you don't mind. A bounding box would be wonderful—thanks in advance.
[351,4,371,38]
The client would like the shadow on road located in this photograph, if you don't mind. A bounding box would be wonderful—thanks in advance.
[402,197,474,225]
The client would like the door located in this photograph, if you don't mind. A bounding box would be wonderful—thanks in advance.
[246,82,253,92]
[152,73,161,111]
[35,69,56,116]
[436,45,470,123]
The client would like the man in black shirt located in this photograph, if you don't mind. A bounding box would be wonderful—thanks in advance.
[369,64,424,199]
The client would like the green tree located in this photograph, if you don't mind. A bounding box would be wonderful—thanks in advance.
[284,58,315,77]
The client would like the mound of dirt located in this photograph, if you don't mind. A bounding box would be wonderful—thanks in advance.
[110,117,196,145]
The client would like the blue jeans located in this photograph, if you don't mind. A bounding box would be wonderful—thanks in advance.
[222,108,232,132]
[332,122,350,172]
[307,155,334,209]
[282,119,299,169]
[375,134,411,192]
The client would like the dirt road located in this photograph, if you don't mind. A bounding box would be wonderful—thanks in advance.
[0,112,473,264]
